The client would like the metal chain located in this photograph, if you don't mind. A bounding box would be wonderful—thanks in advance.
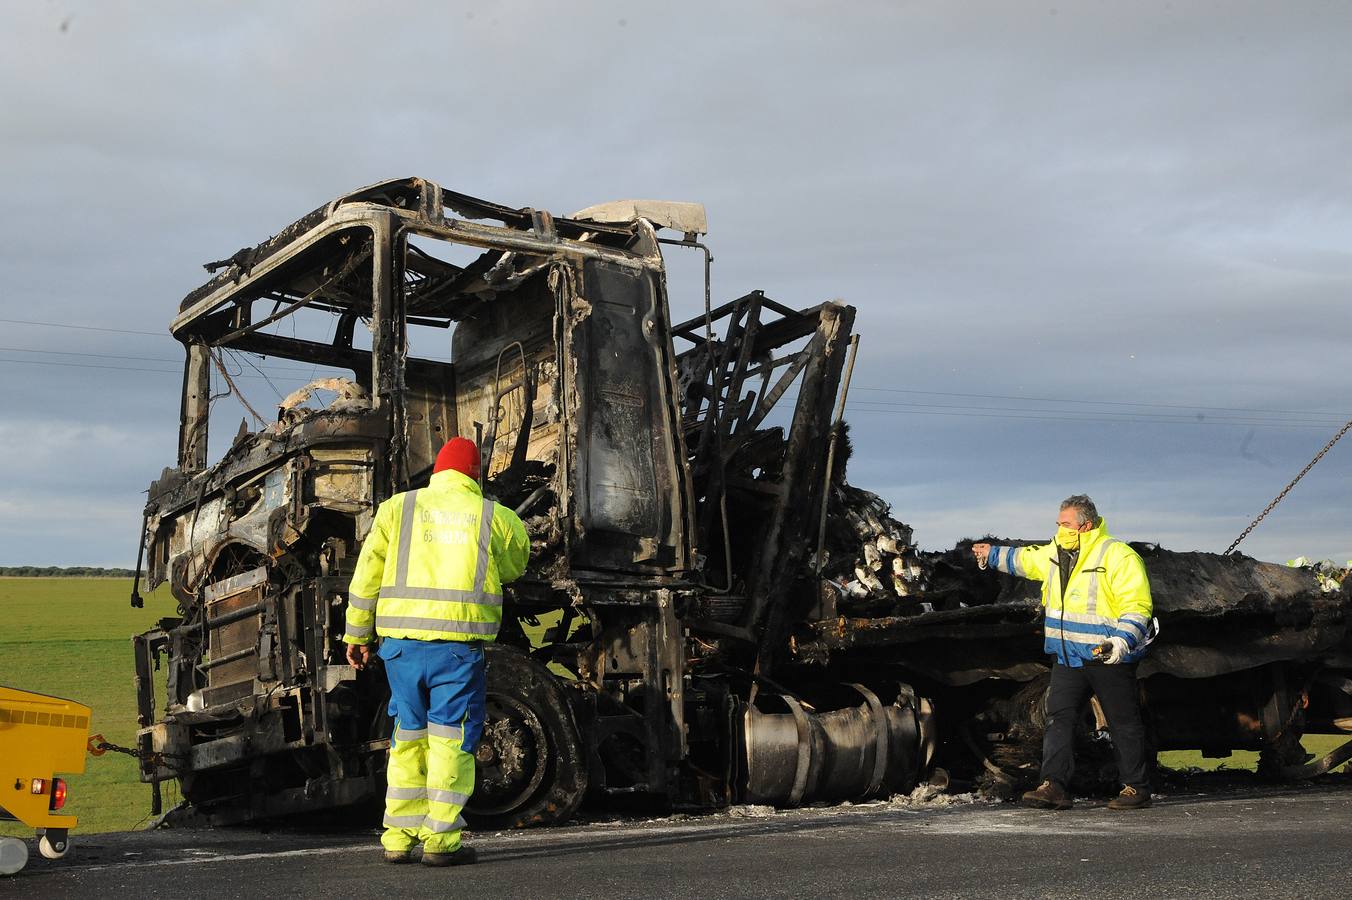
[88,734,185,768]
[1225,416,1352,555]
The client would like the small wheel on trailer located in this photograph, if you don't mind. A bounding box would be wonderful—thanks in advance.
[38,830,69,860]
[0,837,28,875]
[464,645,588,830]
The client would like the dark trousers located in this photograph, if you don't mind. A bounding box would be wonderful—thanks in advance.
[1041,660,1150,791]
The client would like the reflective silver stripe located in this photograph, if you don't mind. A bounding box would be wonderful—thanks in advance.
[1048,625,1113,646]
[1059,610,1115,627]
[1083,539,1119,616]
[1010,548,1026,578]
[383,814,426,829]
[379,491,500,638]
[423,815,466,834]
[345,623,374,639]
[377,615,499,636]
[1115,618,1147,641]
[348,595,377,612]
[377,585,503,607]
[428,788,470,807]
[473,498,494,594]
[427,722,464,741]
[385,786,427,801]
[393,726,428,742]
[1115,613,1149,640]
[394,489,421,589]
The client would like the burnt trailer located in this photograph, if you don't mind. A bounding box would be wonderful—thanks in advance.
[131,178,1352,827]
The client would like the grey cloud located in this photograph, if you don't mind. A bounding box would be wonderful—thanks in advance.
[1,1,1349,565]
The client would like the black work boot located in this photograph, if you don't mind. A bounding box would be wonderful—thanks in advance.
[422,845,477,867]
[1107,785,1151,810]
[1021,780,1074,810]
[383,849,415,864]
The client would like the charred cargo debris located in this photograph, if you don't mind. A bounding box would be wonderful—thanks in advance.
[129,178,1352,828]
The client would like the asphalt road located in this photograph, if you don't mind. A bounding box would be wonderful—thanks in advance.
[5,783,1350,899]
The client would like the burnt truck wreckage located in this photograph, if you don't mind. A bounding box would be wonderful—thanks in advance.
[131,177,1352,827]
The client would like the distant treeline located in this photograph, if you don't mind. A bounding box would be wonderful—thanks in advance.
[0,566,136,577]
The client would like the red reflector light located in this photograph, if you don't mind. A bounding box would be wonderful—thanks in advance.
[51,778,67,810]
[30,778,46,795]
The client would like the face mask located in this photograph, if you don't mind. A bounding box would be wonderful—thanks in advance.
[1055,526,1081,551]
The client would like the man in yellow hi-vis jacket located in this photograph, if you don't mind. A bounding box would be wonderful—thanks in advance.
[972,494,1155,812]
[344,436,530,866]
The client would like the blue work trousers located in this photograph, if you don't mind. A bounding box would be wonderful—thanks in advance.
[378,638,486,852]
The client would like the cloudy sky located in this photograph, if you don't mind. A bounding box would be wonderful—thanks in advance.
[2,1,1350,567]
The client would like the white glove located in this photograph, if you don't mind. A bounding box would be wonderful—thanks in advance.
[1101,636,1129,665]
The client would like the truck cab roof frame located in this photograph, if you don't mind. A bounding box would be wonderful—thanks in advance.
[173,177,643,339]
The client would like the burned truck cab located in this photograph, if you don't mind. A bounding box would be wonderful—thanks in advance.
[133,178,700,823]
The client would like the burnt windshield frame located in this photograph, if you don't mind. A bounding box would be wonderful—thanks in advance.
[172,218,394,471]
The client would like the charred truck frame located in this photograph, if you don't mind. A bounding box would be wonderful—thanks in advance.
[133,178,1352,827]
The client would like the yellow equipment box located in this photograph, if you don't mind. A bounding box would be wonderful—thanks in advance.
[0,685,90,874]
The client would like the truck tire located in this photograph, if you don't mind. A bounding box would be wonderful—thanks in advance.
[464,645,588,830]
[0,837,27,875]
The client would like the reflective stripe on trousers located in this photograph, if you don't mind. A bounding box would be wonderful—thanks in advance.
[382,719,476,853]
[423,728,474,849]
[382,723,429,849]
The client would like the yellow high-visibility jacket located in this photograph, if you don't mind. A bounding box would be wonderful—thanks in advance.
[986,518,1153,667]
[343,469,530,644]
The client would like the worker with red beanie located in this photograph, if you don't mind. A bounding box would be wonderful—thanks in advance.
[343,436,529,866]
[433,436,482,481]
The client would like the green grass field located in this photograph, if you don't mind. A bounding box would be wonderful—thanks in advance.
[1,577,1347,836]
[0,578,178,836]
[1158,735,1349,774]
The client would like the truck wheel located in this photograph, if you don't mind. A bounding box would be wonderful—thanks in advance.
[0,837,27,875]
[465,646,588,830]
[38,830,69,860]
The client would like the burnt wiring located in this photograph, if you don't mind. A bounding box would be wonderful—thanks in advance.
[225,347,286,403]
[208,348,267,429]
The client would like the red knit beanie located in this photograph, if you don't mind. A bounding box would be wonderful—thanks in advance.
[434,437,481,479]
